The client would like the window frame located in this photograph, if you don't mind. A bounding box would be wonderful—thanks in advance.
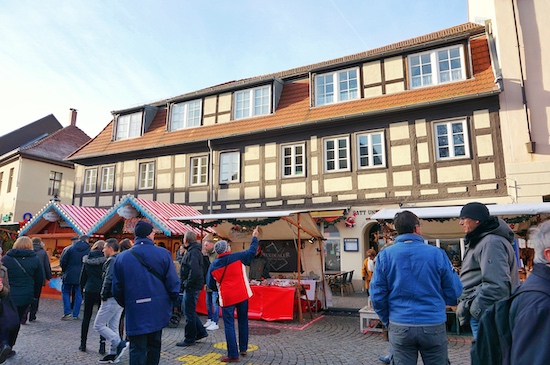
[282,143,306,178]
[83,168,97,193]
[48,171,63,196]
[356,131,386,169]
[100,166,115,192]
[314,67,360,106]
[115,111,143,141]
[138,162,155,190]
[169,99,202,131]
[324,136,351,173]
[433,119,470,161]
[408,45,466,89]
[219,151,240,184]
[190,155,208,186]
[233,85,271,120]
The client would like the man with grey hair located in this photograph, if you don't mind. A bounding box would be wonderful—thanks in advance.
[176,231,208,347]
[507,220,550,363]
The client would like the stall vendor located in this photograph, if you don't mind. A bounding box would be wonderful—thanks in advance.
[248,245,271,281]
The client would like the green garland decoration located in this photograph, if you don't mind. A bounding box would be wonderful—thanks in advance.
[315,215,346,227]
[183,217,281,229]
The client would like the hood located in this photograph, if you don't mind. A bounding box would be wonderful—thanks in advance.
[74,240,91,252]
[83,250,107,266]
[33,243,45,252]
[466,217,514,246]
[7,248,37,259]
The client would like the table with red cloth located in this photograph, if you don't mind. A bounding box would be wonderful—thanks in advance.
[196,285,297,321]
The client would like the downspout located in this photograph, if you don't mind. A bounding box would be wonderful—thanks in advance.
[511,0,535,153]
[207,139,213,214]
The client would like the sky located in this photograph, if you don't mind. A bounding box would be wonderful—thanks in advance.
[0,0,468,138]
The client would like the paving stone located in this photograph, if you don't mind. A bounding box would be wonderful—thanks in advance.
[11,298,471,364]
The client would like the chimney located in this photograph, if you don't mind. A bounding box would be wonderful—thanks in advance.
[69,108,77,126]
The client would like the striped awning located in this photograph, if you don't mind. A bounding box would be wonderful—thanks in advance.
[18,202,108,236]
[88,194,205,237]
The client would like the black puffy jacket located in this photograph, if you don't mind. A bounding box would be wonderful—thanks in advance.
[2,248,43,307]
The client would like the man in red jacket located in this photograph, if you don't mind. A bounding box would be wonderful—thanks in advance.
[206,227,260,363]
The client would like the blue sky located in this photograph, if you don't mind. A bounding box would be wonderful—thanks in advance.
[0,0,468,138]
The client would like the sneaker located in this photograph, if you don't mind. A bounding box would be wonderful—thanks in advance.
[61,314,72,320]
[220,356,239,363]
[176,340,195,347]
[98,354,116,363]
[72,316,80,320]
[113,340,129,363]
[206,322,219,331]
[378,355,391,364]
[239,351,247,356]
[203,319,212,328]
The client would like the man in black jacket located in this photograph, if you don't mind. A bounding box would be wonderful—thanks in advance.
[25,238,52,322]
[176,231,208,347]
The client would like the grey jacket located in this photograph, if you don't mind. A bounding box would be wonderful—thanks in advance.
[457,218,519,324]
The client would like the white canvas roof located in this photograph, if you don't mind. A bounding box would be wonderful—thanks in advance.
[170,209,323,241]
[370,203,550,220]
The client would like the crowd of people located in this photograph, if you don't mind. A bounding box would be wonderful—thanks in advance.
[1,200,550,364]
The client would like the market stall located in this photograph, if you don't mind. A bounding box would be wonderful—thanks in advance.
[88,194,211,257]
[171,209,325,322]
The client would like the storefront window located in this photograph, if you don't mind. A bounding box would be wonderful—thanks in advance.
[323,225,341,271]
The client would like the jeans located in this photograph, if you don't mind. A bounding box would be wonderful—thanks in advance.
[206,291,220,323]
[388,322,449,365]
[182,289,207,343]
[62,283,82,317]
[128,330,162,365]
[222,300,249,359]
[93,297,123,355]
[470,317,479,340]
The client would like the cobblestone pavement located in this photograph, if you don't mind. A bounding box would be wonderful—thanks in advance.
[8,298,472,364]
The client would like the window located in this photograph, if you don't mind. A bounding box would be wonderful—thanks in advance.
[234,86,271,119]
[83,169,97,193]
[219,152,240,184]
[170,100,202,131]
[48,171,63,196]
[139,162,155,190]
[409,45,465,89]
[324,137,350,172]
[7,168,14,193]
[190,156,208,186]
[100,166,115,192]
[115,111,142,140]
[282,144,305,177]
[434,119,469,160]
[357,132,385,168]
[315,67,359,106]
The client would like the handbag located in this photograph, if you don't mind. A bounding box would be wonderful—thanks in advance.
[0,293,20,333]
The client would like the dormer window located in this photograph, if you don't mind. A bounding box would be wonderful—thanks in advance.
[314,67,359,106]
[170,99,202,131]
[115,111,142,140]
[234,85,271,120]
[409,45,465,89]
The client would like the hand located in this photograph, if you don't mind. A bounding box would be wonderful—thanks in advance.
[253,226,262,238]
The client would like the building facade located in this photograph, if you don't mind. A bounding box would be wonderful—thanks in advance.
[0,111,90,225]
[69,23,507,283]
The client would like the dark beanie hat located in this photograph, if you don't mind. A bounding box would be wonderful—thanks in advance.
[135,220,154,238]
[460,202,490,221]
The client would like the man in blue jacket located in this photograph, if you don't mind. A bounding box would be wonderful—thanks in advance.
[60,234,90,320]
[112,221,179,365]
[370,211,463,365]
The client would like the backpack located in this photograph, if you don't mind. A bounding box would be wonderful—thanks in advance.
[471,289,549,365]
